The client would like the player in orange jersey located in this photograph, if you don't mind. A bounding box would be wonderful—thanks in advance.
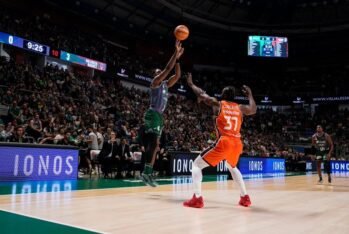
[183,73,257,208]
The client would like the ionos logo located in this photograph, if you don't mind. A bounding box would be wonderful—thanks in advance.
[249,161,263,171]
[331,162,349,171]
[173,158,194,174]
[171,154,229,175]
[13,154,74,177]
[272,161,285,171]
[217,161,229,172]
[0,146,78,181]
[240,158,286,174]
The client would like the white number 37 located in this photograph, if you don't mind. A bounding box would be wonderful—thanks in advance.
[224,116,238,131]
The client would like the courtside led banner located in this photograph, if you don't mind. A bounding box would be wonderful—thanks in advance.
[0,144,79,181]
[306,161,349,172]
[170,152,229,175]
[238,157,285,174]
[169,152,285,175]
[331,161,349,172]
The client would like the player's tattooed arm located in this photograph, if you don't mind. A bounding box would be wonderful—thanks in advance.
[186,73,219,107]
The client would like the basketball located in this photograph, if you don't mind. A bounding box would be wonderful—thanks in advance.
[174,25,189,41]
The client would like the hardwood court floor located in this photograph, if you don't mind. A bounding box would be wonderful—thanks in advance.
[0,173,348,234]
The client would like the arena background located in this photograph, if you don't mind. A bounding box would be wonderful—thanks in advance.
[0,0,348,233]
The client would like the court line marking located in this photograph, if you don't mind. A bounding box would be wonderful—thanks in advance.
[0,207,105,234]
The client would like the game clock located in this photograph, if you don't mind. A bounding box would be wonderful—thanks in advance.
[23,40,49,55]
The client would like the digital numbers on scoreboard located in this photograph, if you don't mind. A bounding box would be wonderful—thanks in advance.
[60,51,107,71]
[23,40,49,55]
[0,31,107,72]
[0,31,50,56]
[50,49,61,58]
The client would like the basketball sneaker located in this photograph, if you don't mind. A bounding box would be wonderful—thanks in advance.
[139,173,158,187]
[239,195,251,207]
[148,174,159,187]
[183,194,204,208]
[328,176,332,184]
[318,177,323,183]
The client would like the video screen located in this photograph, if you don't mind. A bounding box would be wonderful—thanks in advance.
[248,35,288,58]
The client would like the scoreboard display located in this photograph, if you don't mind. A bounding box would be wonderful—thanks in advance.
[248,35,288,58]
[0,32,50,56]
[0,31,107,72]
[60,51,107,72]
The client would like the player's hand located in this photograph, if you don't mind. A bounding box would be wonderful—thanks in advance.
[175,40,184,59]
[242,85,252,97]
[186,73,193,86]
[197,95,203,103]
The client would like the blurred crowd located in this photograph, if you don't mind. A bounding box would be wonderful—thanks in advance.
[1,7,348,97]
[0,8,158,76]
[0,58,348,161]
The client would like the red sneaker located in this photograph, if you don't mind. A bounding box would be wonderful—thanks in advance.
[239,195,251,207]
[183,194,204,208]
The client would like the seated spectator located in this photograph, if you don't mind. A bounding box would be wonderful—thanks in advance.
[85,126,99,173]
[8,101,21,124]
[98,131,119,178]
[154,148,170,176]
[7,126,30,143]
[0,123,7,141]
[27,113,43,141]
[118,138,133,178]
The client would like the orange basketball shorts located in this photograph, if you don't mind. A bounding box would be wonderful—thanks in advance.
[200,136,243,167]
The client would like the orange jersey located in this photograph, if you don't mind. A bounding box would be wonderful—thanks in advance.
[215,101,242,138]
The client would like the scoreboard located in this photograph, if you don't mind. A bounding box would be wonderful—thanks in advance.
[0,31,107,72]
[59,51,107,72]
[248,35,288,58]
[0,32,50,56]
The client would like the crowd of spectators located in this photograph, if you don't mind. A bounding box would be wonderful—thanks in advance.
[1,7,348,97]
[192,69,349,98]
[0,57,348,162]
[0,7,159,76]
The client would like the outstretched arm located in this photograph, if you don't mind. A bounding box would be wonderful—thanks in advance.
[167,62,181,88]
[186,73,219,107]
[239,85,257,116]
[151,40,184,88]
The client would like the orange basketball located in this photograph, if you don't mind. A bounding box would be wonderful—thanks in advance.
[174,25,189,41]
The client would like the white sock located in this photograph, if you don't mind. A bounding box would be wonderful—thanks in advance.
[226,162,247,196]
[192,157,209,197]
[192,165,202,197]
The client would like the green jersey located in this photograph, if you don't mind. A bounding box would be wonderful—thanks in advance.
[144,81,168,136]
[313,133,329,159]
